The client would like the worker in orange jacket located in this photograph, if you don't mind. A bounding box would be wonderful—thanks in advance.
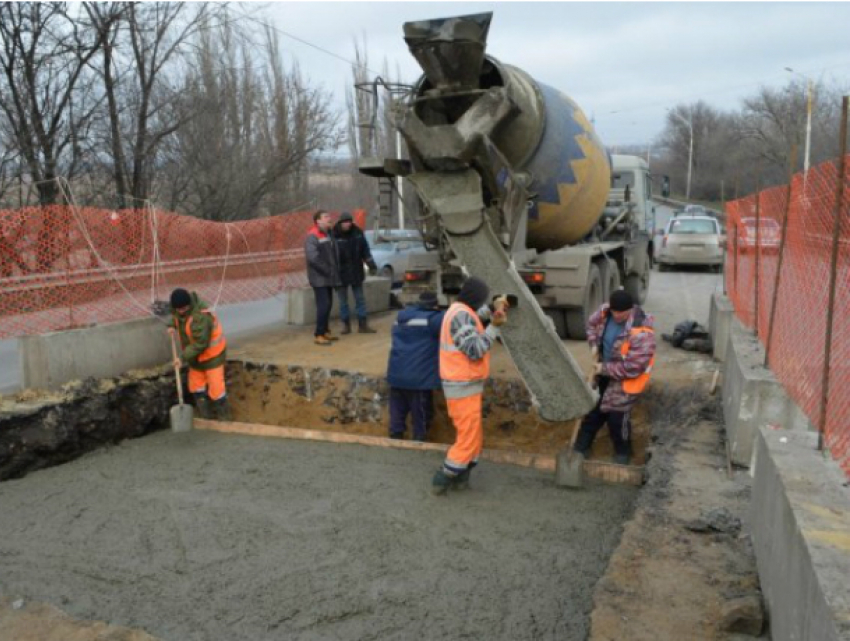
[169,288,230,420]
[432,277,508,495]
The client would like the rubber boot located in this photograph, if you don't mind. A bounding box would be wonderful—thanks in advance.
[613,453,631,466]
[431,469,453,496]
[358,318,376,334]
[453,461,476,491]
[193,392,213,419]
[341,320,352,335]
[212,397,232,422]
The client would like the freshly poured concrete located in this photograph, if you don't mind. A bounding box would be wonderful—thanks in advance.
[0,430,636,640]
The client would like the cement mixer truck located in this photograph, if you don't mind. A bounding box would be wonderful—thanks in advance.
[358,12,657,422]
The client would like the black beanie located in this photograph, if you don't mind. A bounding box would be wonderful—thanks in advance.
[338,211,353,222]
[170,288,191,309]
[418,291,438,307]
[609,289,634,312]
[457,277,489,310]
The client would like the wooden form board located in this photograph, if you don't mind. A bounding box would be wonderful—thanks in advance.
[193,419,644,486]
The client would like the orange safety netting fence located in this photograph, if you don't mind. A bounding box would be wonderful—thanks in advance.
[0,206,366,340]
[725,155,850,478]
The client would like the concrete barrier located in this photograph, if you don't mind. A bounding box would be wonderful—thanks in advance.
[721,318,812,466]
[19,317,171,391]
[708,292,734,362]
[751,427,850,641]
[284,278,392,326]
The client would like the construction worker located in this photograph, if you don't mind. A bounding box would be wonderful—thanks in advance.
[333,212,379,334]
[573,289,656,465]
[386,290,445,441]
[169,288,230,420]
[305,210,341,346]
[432,277,508,495]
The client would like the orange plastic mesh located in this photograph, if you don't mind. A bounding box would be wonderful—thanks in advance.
[0,207,366,339]
[725,156,850,478]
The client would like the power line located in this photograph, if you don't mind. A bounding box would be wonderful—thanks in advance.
[232,7,381,77]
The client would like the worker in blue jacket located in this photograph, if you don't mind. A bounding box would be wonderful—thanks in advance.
[386,291,445,441]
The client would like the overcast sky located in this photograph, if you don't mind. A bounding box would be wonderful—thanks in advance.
[254,2,850,148]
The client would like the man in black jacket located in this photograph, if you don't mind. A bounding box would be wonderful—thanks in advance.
[333,212,378,334]
[305,210,341,346]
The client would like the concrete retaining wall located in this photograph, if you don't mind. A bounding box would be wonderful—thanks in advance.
[751,427,850,641]
[721,318,813,466]
[19,318,171,391]
[708,292,734,362]
[284,278,392,325]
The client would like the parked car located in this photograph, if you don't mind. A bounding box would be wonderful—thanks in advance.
[681,204,708,216]
[736,217,781,254]
[656,215,724,271]
[364,229,429,286]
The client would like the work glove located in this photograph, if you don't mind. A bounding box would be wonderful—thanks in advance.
[491,295,510,313]
[367,261,378,276]
[490,309,507,327]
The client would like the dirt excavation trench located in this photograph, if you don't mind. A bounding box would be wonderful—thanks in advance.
[0,356,649,640]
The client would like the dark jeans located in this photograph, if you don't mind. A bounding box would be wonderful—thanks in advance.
[336,283,368,322]
[313,286,334,337]
[573,378,632,459]
[389,388,433,441]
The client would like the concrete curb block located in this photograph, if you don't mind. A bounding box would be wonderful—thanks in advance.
[19,317,170,391]
[708,291,734,362]
[721,318,813,467]
[284,278,392,325]
[751,427,850,641]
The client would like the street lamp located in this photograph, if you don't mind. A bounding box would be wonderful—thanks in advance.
[668,109,694,200]
[784,67,814,177]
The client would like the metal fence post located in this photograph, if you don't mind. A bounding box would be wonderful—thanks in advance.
[754,171,762,336]
[765,146,797,367]
[818,95,849,451]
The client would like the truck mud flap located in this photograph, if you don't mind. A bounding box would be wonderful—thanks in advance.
[407,169,596,422]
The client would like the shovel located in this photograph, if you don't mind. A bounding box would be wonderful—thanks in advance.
[555,355,600,488]
[169,332,194,433]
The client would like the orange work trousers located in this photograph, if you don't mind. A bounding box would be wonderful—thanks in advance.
[444,393,484,474]
[188,365,226,401]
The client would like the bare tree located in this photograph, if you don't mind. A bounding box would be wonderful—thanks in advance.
[171,20,342,220]
[0,2,109,204]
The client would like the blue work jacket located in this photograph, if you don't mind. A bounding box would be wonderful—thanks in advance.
[386,304,445,390]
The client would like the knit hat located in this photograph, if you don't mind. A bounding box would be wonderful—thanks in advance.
[457,277,489,310]
[609,289,634,312]
[170,288,191,309]
[418,291,438,307]
[338,212,353,222]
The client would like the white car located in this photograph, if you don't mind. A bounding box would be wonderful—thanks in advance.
[656,215,725,271]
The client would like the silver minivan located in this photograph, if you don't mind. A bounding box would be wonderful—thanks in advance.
[656,215,724,271]
[363,229,428,286]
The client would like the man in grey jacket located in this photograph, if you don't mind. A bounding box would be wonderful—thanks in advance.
[305,210,341,346]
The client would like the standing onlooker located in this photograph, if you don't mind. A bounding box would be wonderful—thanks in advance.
[305,210,341,346]
[573,289,656,464]
[386,291,445,442]
[333,212,378,334]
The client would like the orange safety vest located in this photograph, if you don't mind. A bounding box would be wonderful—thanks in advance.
[620,326,654,394]
[182,310,226,363]
[439,302,490,383]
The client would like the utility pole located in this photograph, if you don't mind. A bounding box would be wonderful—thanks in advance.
[784,67,815,189]
[668,109,694,200]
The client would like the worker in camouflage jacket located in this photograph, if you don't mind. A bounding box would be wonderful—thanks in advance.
[573,289,656,465]
[169,288,230,421]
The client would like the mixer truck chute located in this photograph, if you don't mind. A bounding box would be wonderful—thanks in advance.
[359,12,655,422]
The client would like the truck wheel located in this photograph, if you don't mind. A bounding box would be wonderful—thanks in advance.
[624,265,650,305]
[566,263,602,340]
[545,309,568,340]
[598,257,621,299]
